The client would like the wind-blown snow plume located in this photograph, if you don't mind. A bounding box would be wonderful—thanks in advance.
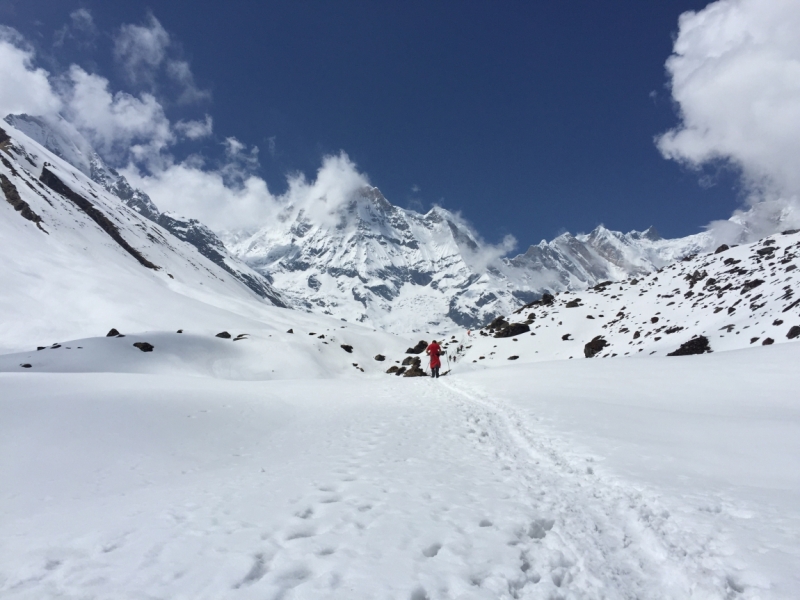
[657,0,800,240]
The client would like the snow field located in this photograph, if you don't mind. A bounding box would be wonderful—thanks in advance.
[3,341,799,598]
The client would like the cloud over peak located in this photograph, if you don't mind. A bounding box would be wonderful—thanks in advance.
[657,0,800,198]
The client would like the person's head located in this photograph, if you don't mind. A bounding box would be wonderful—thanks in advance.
[432,340,437,344]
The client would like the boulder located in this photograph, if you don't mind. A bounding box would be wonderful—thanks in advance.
[374,354,386,361]
[667,336,712,356]
[133,342,154,352]
[507,355,519,360]
[177,329,183,333]
[395,367,407,376]
[20,363,31,368]
[287,329,294,334]
[565,298,581,308]
[494,323,530,338]
[762,338,775,346]
[340,344,354,353]
[787,326,800,340]
[215,331,232,339]
[562,333,572,341]
[401,356,416,366]
[714,244,729,254]
[403,364,428,377]
[386,365,399,374]
[405,340,428,354]
[106,328,120,337]
[584,336,608,358]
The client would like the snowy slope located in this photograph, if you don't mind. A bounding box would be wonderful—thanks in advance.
[422,230,800,369]
[4,114,286,306]
[0,122,295,354]
[1,342,798,598]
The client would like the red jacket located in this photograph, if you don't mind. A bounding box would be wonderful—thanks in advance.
[427,342,441,368]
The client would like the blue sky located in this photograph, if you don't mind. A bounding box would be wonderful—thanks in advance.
[0,1,752,247]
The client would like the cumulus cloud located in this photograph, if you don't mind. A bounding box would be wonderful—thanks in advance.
[123,151,371,234]
[174,114,213,140]
[657,0,800,198]
[62,65,174,166]
[0,27,61,118]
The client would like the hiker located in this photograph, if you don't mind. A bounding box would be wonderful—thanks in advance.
[426,340,442,378]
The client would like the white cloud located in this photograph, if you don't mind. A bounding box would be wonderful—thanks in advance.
[166,59,211,104]
[54,8,98,48]
[657,0,800,198]
[0,28,61,118]
[174,114,213,140]
[62,65,174,166]
[114,14,170,88]
[113,14,209,104]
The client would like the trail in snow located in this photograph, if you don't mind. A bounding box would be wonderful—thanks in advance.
[1,371,765,599]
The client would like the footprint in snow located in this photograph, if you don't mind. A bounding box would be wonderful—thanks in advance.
[422,543,442,558]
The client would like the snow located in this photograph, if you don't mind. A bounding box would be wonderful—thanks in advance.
[2,329,799,598]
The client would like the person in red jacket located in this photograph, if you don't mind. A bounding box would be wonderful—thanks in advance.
[426,340,442,378]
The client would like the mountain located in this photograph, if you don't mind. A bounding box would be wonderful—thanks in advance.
[0,121,286,353]
[4,114,286,307]
[223,187,711,334]
[4,113,720,335]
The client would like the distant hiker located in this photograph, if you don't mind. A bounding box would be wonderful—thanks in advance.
[427,340,442,378]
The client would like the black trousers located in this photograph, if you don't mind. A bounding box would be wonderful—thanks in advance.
[431,366,440,378]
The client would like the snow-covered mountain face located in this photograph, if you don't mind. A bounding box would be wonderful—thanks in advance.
[223,186,714,334]
[0,121,288,353]
[4,114,286,307]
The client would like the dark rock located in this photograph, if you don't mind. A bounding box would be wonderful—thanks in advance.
[405,340,428,354]
[633,331,640,339]
[565,298,582,308]
[40,168,159,270]
[133,342,154,352]
[177,329,183,333]
[740,279,764,294]
[756,247,776,256]
[216,331,232,339]
[667,336,712,356]
[714,244,730,254]
[20,363,32,368]
[584,336,609,358]
[341,344,354,353]
[773,319,783,326]
[1,173,47,232]
[395,367,407,376]
[386,365,399,374]
[403,363,428,377]
[494,323,530,338]
[287,329,293,334]
[782,229,800,235]
[650,317,659,323]
[664,326,684,334]
[401,356,416,366]
[51,344,61,348]
[374,354,386,361]
[507,355,519,360]
[37,346,45,351]
[762,338,774,346]
[561,333,572,341]
[787,326,800,340]
[750,337,760,344]
[538,293,555,306]
[106,328,120,337]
